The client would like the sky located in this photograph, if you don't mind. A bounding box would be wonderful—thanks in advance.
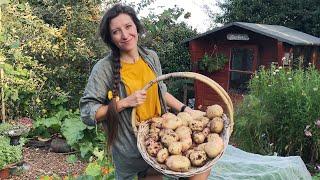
[126,0,222,33]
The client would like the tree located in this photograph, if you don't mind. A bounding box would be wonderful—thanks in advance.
[139,6,197,99]
[216,0,320,36]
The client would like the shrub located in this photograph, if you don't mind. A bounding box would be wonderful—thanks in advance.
[234,65,320,166]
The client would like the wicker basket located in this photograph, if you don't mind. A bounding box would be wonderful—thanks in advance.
[131,72,234,178]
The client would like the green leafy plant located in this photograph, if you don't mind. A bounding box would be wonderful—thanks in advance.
[198,53,228,73]
[0,136,23,169]
[234,64,320,171]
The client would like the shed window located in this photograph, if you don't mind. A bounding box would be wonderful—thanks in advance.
[229,48,255,93]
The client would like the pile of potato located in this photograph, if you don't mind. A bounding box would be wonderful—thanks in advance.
[144,104,225,172]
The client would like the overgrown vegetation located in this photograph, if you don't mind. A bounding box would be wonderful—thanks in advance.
[234,64,320,173]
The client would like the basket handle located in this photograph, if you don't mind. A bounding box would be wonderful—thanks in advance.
[132,72,234,136]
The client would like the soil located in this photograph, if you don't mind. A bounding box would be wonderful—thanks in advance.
[8,147,87,180]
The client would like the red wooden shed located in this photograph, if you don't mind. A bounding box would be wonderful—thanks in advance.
[183,22,320,110]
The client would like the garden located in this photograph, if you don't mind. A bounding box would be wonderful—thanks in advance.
[1,0,320,179]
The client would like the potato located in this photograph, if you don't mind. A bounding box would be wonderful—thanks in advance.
[189,120,205,131]
[202,127,210,137]
[151,121,162,129]
[159,128,175,137]
[161,133,179,147]
[177,112,193,126]
[180,137,192,152]
[145,138,157,146]
[149,132,159,141]
[175,126,192,139]
[166,155,191,172]
[206,104,223,118]
[207,133,220,142]
[162,117,182,130]
[189,150,207,166]
[190,110,206,120]
[192,132,206,144]
[196,116,210,126]
[149,127,160,134]
[194,143,207,151]
[157,148,169,163]
[210,117,224,133]
[168,142,183,155]
[204,138,224,158]
[151,117,163,123]
[162,112,176,119]
[146,142,163,157]
[184,149,195,159]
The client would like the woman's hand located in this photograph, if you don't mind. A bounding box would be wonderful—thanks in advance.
[122,89,147,108]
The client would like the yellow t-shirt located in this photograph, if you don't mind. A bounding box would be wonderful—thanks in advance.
[120,56,161,122]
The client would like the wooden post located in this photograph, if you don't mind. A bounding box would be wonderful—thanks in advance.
[0,68,5,123]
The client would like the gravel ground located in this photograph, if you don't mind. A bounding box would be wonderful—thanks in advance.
[8,147,87,180]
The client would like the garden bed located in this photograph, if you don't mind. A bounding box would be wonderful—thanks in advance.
[9,147,87,179]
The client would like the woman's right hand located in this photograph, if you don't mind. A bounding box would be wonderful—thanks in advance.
[122,89,147,108]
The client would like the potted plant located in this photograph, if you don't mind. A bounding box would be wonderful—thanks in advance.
[197,53,228,73]
[0,136,23,179]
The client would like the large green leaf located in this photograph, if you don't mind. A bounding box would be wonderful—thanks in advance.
[61,117,86,146]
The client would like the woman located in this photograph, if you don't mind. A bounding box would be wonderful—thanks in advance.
[80,4,211,180]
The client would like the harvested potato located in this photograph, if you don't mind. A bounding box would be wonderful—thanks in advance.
[166,155,191,172]
[196,116,210,126]
[149,127,160,134]
[157,148,169,163]
[189,150,207,166]
[192,132,206,144]
[210,117,224,133]
[180,137,192,152]
[175,126,192,139]
[149,132,159,141]
[204,137,224,158]
[189,120,205,131]
[151,121,162,129]
[168,142,183,155]
[159,128,175,137]
[146,142,163,157]
[162,117,182,130]
[145,138,157,146]
[162,112,177,119]
[206,104,223,118]
[202,127,210,137]
[151,117,163,123]
[207,133,220,142]
[161,133,179,147]
[194,143,207,151]
[184,149,195,159]
[190,110,206,120]
[177,112,193,126]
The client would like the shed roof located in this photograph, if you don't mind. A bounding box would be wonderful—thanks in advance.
[183,22,320,46]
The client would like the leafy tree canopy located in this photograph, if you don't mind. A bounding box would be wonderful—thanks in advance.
[216,0,320,36]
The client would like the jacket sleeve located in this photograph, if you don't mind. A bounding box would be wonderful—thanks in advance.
[79,60,112,126]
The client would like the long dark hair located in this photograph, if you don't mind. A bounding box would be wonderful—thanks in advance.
[99,4,144,149]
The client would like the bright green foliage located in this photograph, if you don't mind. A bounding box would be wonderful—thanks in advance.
[234,65,320,167]
[198,53,228,73]
[62,116,87,146]
[216,0,320,36]
[32,109,105,159]
[0,136,23,169]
